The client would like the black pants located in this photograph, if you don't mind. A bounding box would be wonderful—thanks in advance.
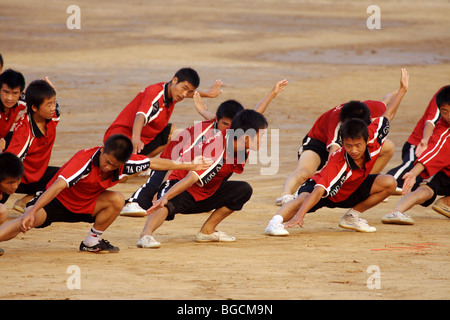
[158,180,253,221]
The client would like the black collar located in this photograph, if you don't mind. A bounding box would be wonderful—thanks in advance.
[345,147,371,170]
[92,148,120,182]
[163,82,173,107]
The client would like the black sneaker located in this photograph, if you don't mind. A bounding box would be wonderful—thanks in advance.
[79,239,120,253]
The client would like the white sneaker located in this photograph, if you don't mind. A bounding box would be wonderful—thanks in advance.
[381,211,415,225]
[120,202,147,217]
[265,217,289,236]
[195,231,236,242]
[339,209,376,232]
[136,235,161,248]
[275,194,294,206]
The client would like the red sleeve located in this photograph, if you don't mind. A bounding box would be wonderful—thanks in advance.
[364,100,386,119]
[4,114,32,159]
[417,125,450,179]
[136,84,164,125]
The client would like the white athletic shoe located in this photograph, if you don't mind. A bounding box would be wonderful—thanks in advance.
[136,235,161,248]
[195,231,236,242]
[339,209,376,232]
[275,194,294,206]
[120,202,147,217]
[265,217,289,236]
[381,211,415,225]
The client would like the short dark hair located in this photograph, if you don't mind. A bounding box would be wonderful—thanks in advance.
[340,101,371,124]
[229,109,268,138]
[173,67,200,88]
[103,134,133,163]
[0,53,3,68]
[0,152,24,182]
[436,85,450,108]
[216,100,244,121]
[25,79,56,114]
[340,118,369,142]
[0,69,26,92]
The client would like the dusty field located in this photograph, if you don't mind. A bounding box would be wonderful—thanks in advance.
[0,0,449,301]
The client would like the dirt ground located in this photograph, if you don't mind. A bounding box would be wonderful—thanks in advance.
[0,0,449,300]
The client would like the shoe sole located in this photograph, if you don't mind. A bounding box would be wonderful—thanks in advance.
[432,204,450,218]
[120,211,146,217]
[137,243,161,249]
[381,218,414,225]
[339,223,376,232]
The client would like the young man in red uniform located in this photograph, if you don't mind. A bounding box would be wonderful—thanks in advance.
[103,67,222,157]
[4,78,60,212]
[0,153,24,256]
[0,135,211,254]
[265,74,409,236]
[120,79,287,216]
[136,109,268,248]
[275,69,408,206]
[266,116,396,235]
[382,88,450,224]
[386,85,449,192]
[0,69,26,151]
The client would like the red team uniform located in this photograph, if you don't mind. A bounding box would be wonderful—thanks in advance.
[104,82,175,153]
[414,117,450,206]
[301,100,386,169]
[158,129,252,221]
[5,104,61,198]
[0,100,26,141]
[387,87,443,187]
[297,117,390,211]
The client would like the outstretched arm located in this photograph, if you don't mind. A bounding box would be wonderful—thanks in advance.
[285,186,325,228]
[254,79,288,114]
[382,68,409,122]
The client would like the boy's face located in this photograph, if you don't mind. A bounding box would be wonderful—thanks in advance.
[32,96,56,120]
[440,104,450,125]
[99,149,124,173]
[343,136,367,161]
[0,83,22,110]
[245,129,266,151]
[169,78,196,102]
[0,176,21,195]
[216,116,233,131]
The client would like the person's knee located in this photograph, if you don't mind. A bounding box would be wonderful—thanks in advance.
[109,192,126,211]
[0,205,8,225]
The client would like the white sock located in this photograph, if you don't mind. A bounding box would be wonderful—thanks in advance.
[83,227,103,246]
[272,215,284,224]
[346,208,361,218]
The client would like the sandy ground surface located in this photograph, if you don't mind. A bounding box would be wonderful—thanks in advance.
[0,0,449,300]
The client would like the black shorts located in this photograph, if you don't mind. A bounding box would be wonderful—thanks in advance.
[139,123,172,155]
[296,174,378,213]
[157,179,253,221]
[418,171,450,207]
[298,135,329,171]
[27,195,95,229]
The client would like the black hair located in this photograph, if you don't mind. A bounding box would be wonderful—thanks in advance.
[229,109,268,138]
[103,134,133,163]
[340,118,369,142]
[25,79,56,114]
[0,53,3,68]
[339,101,371,124]
[0,69,26,92]
[173,67,200,88]
[216,100,244,121]
[436,85,450,108]
[0,152,24,182]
